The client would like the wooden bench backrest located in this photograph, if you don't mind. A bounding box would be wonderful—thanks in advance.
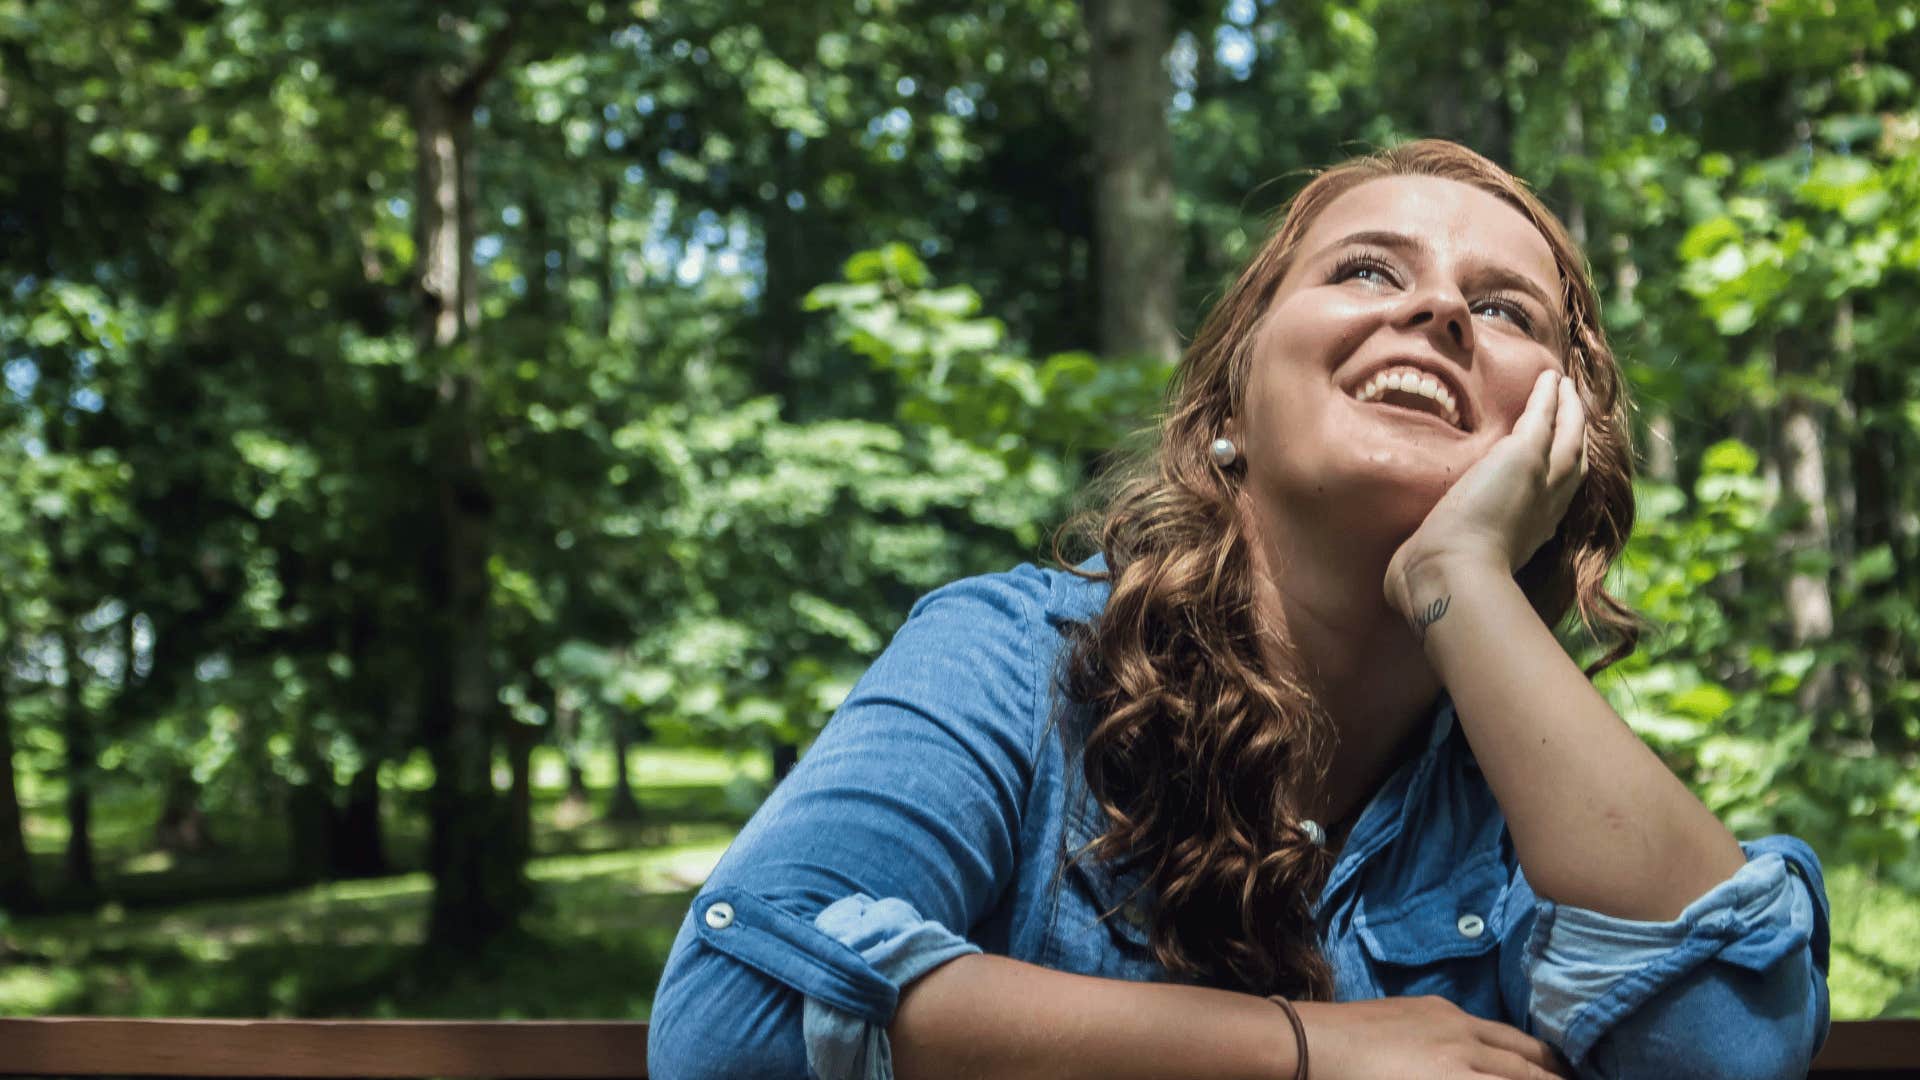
[0,1017,1911,1077]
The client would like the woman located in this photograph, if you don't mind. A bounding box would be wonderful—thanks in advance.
[647,140,1830,1080]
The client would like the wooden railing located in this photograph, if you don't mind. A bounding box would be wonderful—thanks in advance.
[0,1017,1910,1077]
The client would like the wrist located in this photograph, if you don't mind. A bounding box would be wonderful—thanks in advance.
[1386,545,1506,620]
[1264,996,1310,1080]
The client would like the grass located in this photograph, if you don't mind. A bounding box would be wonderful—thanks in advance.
[3,744,1916,1021]
[0,744,761,1019]
[0,839,732,1019]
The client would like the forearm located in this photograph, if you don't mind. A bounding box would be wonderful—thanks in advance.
[890,953,1298,1080]
[1409,557,1745,921]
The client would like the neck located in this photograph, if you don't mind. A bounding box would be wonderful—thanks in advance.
[1241,492,1441,824]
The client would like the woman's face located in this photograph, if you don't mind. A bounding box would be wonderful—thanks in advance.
[1233,174,1570,541]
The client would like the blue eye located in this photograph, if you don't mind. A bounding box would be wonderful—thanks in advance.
[1474,295,1535,333]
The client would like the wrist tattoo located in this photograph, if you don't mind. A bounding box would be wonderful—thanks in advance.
[1411,594,1451,641]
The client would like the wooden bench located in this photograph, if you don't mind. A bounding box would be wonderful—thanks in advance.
[0,1017,1910,1077]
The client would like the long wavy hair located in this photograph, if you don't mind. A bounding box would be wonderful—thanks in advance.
[1054,139,1640,1000]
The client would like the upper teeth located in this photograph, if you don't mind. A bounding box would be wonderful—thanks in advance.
[1353,367,1462,428]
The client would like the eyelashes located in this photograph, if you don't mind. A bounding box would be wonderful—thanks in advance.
[1328,252,1398,287]
[1474,291,1536,333]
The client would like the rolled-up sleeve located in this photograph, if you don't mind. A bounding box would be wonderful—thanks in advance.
[647,570,1047,1080]
[1517,836,1830,1080]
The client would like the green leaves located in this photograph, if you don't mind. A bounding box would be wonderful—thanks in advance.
[807,244,1170,464]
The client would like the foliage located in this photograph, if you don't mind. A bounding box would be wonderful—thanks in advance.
[2,0,1918,1020]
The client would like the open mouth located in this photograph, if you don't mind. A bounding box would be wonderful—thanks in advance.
[1348,365,1468,431]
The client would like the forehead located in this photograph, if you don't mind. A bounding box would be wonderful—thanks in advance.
[1297,175,1561,298]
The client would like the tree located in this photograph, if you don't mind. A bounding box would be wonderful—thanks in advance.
[1085,0,1180,365]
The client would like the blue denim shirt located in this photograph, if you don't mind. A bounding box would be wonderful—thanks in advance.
[649,565,1831,1080]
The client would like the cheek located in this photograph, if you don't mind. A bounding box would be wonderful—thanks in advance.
[1242,361,1326,449]
[1481,351,1563,433]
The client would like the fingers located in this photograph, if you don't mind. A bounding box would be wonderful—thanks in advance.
[1474,1019,1571,1078]
[1471,1048,1573,1080]
[1509,370,1559,449]
[1547,372,1587,489]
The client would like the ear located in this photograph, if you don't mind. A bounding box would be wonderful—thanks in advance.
[1221,415,1240,445]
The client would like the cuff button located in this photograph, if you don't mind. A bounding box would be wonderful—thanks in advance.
[1456,913,1485,939]
[704,901,736,930]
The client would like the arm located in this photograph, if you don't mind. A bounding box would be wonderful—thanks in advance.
[891,954,1297,1080]
[896,955,1575,1080]
[648,569,1570,1080]
[1504,839,1830,1080]
[1391,372,1828,1077]
[1388,371,1743,920]
[646,570,1298,1080]
[1406,560,1743,919]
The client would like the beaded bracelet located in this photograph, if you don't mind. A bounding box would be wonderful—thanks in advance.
[1265,995,1309,1080]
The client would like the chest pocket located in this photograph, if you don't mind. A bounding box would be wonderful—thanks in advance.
[1041,794,1169,983]
[1354,847,1509,1016]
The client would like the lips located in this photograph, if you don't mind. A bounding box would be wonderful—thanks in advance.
[1341,359,1475,432]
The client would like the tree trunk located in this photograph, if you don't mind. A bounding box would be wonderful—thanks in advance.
[1607,237,1677,483]
[1841,300,1905,733]
[1475,0,1514,167]
[330,761,387,878]
[1771,332,1836,713]
[598,176,618,339]
[770,738,799,785]
[524,193,552,317]
[542,680,590,816]
[1085,0,1179,365]
[286,772,334,885]
[506,719,536,861]
[413,38,526,951]
[56,621,95,898]
[604,712,642,822]
[0,643,38,912]
[152,769,215,855]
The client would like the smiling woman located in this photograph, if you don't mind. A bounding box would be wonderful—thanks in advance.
[646,141,1830,1080]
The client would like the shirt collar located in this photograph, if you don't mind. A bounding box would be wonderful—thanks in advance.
[1314,695,1460,917]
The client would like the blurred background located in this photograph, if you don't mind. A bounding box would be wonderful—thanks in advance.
[1,0,1916,1023]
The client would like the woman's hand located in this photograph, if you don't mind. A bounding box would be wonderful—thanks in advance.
[1294,996,1573,1080]
[1384,370,1587,623]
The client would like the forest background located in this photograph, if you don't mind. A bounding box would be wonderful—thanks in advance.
[2,0,1918,1024]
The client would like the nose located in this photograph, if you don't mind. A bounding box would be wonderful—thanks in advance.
[1400,284,1475,361]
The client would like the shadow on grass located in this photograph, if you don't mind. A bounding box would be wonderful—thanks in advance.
[1,857,715,1019]
[20,755,762,918]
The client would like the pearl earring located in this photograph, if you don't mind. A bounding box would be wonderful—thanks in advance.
[1209,437,1238,467]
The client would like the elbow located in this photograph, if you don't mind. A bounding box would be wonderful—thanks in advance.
[648,940,809,1080]
[646,962,731,1080]
[1584,955,1823,1080]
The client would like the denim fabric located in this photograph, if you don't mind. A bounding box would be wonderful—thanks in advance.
[647,565,1831,1080]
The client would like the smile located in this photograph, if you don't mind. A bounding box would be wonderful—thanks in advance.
[1348,365,1466,431]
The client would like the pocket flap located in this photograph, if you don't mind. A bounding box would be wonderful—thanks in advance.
[1357,850,1507,967]
[1062,789,1154,950]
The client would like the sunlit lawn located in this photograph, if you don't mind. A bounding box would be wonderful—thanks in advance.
[0,745,760,1019]
[3,745,1916,1021]
[0,838,731,1019]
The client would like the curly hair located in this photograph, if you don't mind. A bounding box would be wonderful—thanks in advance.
[1053,139,1641,1000]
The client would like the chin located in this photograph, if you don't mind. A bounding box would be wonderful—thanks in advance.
[1296,456,1452,543]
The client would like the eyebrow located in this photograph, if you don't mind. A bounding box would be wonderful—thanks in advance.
[1320,229,1565,334]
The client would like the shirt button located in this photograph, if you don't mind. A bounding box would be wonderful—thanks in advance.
[704,901,736,930]
[1456,913,1486,939]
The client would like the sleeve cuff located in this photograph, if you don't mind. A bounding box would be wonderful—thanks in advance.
[802,893,983,1080]
[1525,849,1817,1065]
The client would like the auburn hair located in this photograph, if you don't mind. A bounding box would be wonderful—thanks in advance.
[1054,139,1639,999]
